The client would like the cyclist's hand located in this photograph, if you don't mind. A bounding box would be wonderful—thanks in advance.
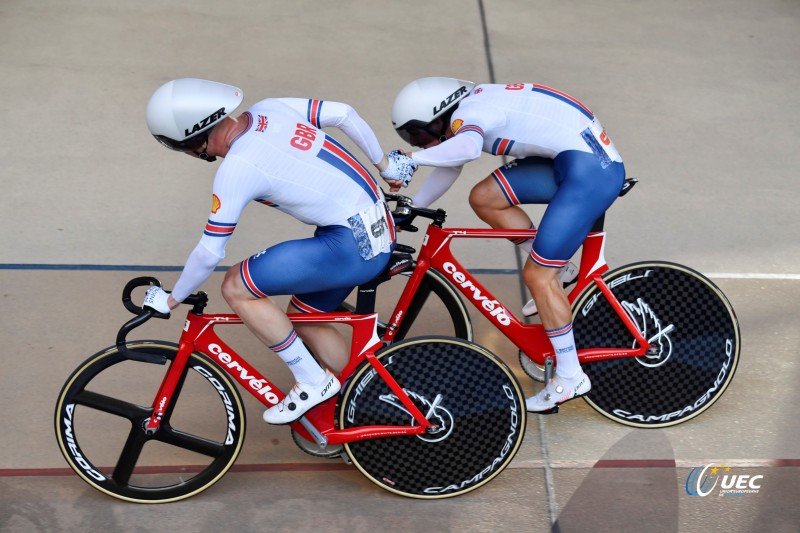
[380,150,417,189]
[384,179,402,192]
[143,286,172,316]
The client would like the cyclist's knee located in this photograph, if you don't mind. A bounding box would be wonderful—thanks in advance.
[221,264,249,306]
[469,180,505,220]
[523,261,558,294]
[469,180,493,209]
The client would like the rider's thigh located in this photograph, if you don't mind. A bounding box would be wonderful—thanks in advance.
[533,151,625,261]
[242,225,390,311]
[469,175,532,228]
[489,157,559,206]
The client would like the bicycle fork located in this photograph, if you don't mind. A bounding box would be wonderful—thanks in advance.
[141,340,195,434]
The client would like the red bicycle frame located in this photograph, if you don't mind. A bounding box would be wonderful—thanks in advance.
[141,310,433,444]
[383,226,654,365]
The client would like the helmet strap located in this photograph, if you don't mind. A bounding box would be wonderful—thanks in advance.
[432,106,458,143]
[192,132,216,162]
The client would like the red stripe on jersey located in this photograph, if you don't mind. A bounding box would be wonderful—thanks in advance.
[384,202,396,244]
[497,138,511,155]
[455,125,485,137]
[322,139,380,198]
[309,100,321,127]
[204,222,236,236]
[532,84,593,117]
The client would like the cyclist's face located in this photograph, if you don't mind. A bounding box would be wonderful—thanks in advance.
[403,127,440,148]
[402,118,453,148]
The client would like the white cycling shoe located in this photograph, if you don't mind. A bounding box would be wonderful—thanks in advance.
[263,370,341,425]
[522,262,579,317]
[525,370,591,413]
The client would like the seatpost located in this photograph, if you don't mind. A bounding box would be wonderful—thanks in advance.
[590,213,606,233]
[354,278,382,315]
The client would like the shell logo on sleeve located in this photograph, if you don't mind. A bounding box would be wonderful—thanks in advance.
[451,119,463,134]
[211,194,221,214]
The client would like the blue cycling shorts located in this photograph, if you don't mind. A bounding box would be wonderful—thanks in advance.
[239,225,391,312]
[491,150,625,266]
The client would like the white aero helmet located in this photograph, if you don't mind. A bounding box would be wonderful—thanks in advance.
[146,78,244,154]
[391,77,475,146]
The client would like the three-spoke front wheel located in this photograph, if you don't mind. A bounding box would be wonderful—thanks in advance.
[54,342,246,503]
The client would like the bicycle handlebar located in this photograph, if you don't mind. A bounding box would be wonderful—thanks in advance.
[121,277,208,317]
[384,191,448,231]
[122,276,165,316]
[116,277,208,360]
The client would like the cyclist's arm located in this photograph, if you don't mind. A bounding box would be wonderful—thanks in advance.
[411,133,483,167]
[413,166,463,208]
[278,98,385,166]
[411,103,504,167]
[170,160,256,303]
[171,241,224,303]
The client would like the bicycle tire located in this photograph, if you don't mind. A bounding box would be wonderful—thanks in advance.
[571,261,740,428]
[339,337,526,498]
[55,341,246,503]
[342,269,473,342]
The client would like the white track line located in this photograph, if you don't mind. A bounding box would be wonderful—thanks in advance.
[509,458,799,469]
[706,273,800,280]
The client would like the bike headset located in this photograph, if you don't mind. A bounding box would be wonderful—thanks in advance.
[391,77,476,148]
[146,78,244,163]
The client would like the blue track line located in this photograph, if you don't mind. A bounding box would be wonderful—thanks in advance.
[0,264,519,275]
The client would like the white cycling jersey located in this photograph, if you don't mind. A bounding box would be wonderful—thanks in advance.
[410,83,622,207]
[170,98,388,302]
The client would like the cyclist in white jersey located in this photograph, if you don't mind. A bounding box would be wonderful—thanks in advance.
[141,78,415,424]
[387,78,626,414]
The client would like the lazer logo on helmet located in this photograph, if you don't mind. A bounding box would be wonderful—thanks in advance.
[185,107,227,136]
[432,86,469,115]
